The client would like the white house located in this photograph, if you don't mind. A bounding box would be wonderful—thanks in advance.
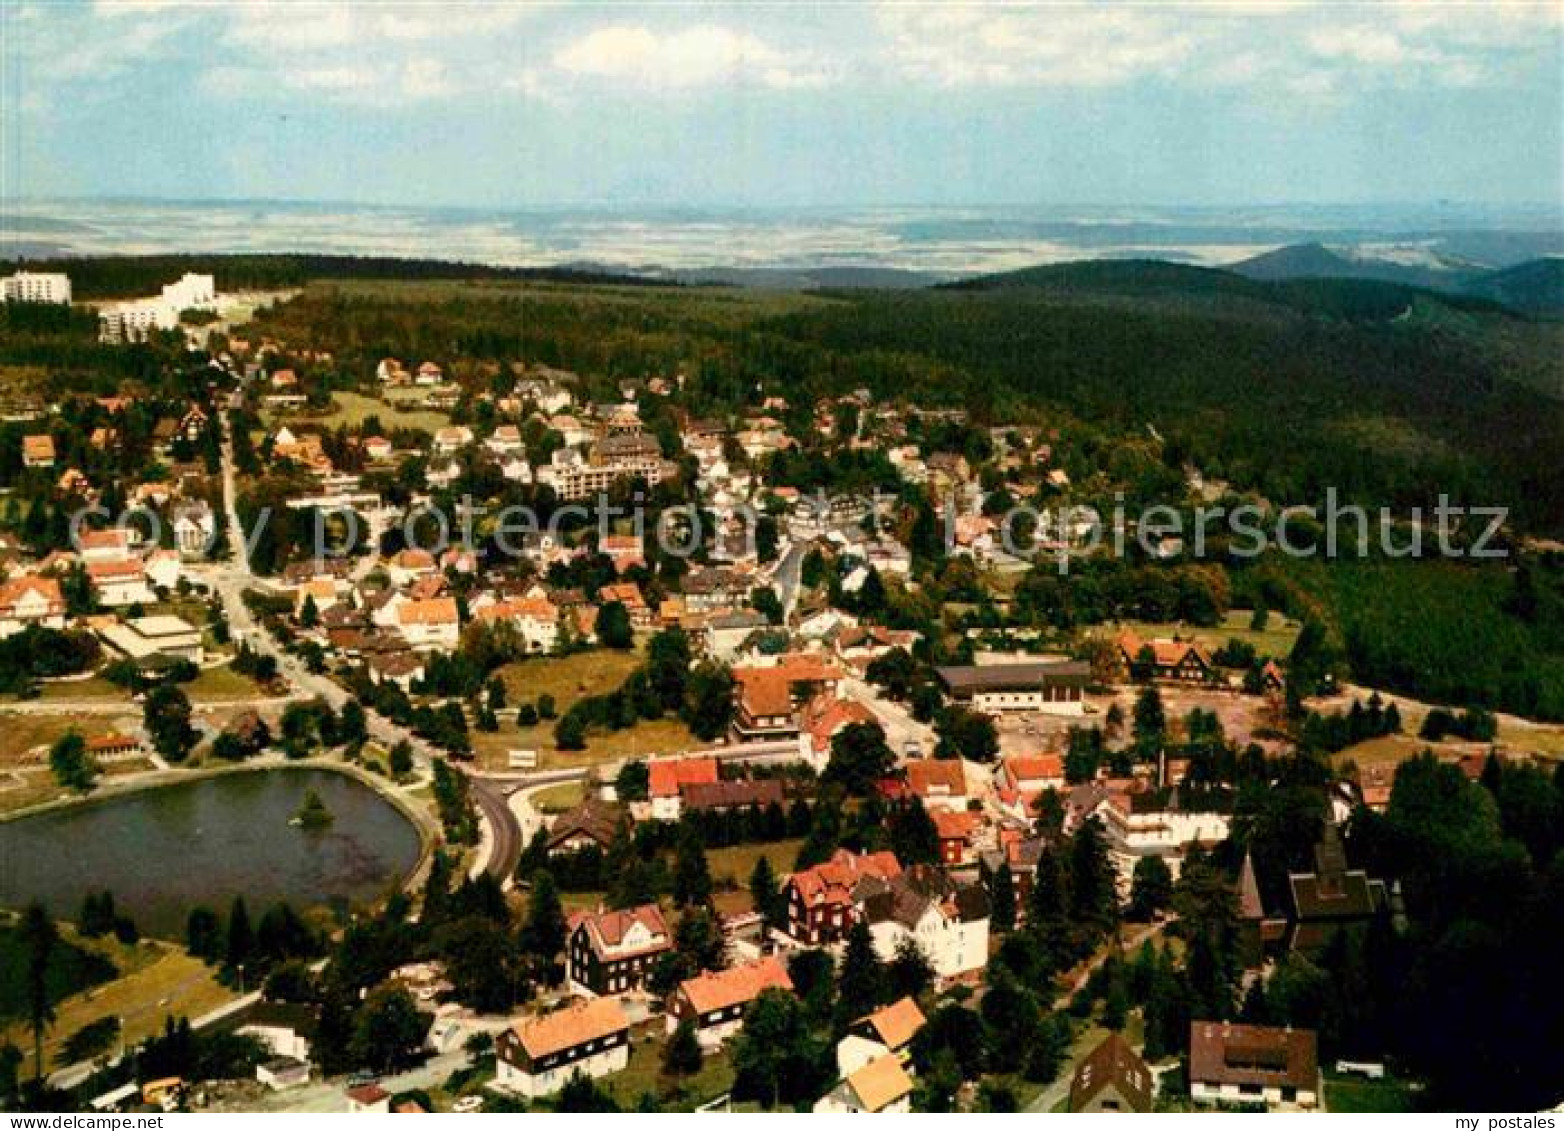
[861,866,990,983]
[1094,789,1233,895]
[395,597,460,651]
[87,559,156,608]
[495,998,631,1100]
[814,1055,915,1114]
[0,576,66,637]
[836,997,926,1079]
[173,503,216,559]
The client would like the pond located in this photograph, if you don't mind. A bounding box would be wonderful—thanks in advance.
[0,768,421,938]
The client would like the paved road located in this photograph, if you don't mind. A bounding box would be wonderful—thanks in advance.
[1023,917,1175,1113]
[211,408,523,880]
[467,773,521,881]
[840,675,935,756]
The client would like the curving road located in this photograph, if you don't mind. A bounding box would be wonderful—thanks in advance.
[212,405,524,882]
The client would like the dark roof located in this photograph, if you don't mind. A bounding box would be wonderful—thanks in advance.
[1189,1022,1318,1094]
[935,661,1091,693]
[1070,1032,1154,1113]
[237,1001,320,1039]
[1286,822,1387,925]
[860,864,989,929]
[547,799,624,851]
[681,779,786,812]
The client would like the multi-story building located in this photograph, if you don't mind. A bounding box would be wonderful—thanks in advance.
[495,998,631,1099]
[566,904,672,997]
[1189,1021,1320,1111]
[2,271,72,304]
[785,849,902,946]
[537,430,675,500]
[665,957,793,1049]
[860,864,990,982]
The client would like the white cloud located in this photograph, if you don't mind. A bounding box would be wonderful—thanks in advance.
[877,5,1197,87]
[873,1,1561,92]
[553,24,833,90]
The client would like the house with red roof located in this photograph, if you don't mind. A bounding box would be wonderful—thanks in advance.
[785,849,902,946]
[904,758,969,812]
[567,904,672,998]
[496,998,631,1099]
[1117,631,1214,683]
[648,756,720,821]
[665,957,793,1049]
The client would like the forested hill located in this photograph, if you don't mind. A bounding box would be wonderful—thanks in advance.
[0,253,655,300]
[778,261,1564,530]
[941,256,1511,318]
[1460,257,1564,316]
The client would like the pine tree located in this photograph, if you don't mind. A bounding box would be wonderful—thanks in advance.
[225,897,252,971]
[989,862,1016,932]
[748,855,782,929]
[835,920,888,1029]
[522,871,567,967]
[662,1018,703,1077]
[673,823,713,908]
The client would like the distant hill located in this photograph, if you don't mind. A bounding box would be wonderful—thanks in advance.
[943,258,1268,300]
[663,265,950,291]
[1460,258,1564,316]
[944,255,1507,321]
[1232,241,1477,291]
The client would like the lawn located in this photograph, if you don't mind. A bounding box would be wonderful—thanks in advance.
[471,647,701,771]
[603,1026,736,1111]
[32,677,131,704]
[1324,1074,1414,1113]
[184,665,268,704]
[2,939,233,1075]
[495,647,646,709]
[0,923,119,1024]
[706,839,803,916]
[1497,719,1564,760]
[1,713,114,761]
[1099,611,1302,660]
[1330,733,1430,770]
[530,781,585,814]
[267,389,448,434]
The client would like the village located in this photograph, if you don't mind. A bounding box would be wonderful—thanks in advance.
[1,267,1560,1115]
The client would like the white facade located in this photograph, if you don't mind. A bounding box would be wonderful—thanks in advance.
[1191,1079,1319,1111]
[3,271,72,304]
[98,273,217,342]
[1098,803,1233,894]
[869,907,988,982]
[495,1041,628,1099]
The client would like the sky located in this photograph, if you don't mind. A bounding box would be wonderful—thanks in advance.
[2,0,1562,210]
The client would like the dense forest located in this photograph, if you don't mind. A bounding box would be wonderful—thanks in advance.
[0,254,653,300]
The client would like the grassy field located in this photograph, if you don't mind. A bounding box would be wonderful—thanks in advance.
[1330,733,1431,770]
[530,781,585,814]
[1098,610,1302,659]
[1324,1074,1414,1113]
[0,923,119,1024]
[604,1026,736,1110]
[471,647,701,770]
[184,665,268,704]
[32,677,130,704]
[267,389,448,434]
[707,839,803,916]
[3,939,233,1075]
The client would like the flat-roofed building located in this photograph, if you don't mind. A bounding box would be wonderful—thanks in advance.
[935,660,1090,715]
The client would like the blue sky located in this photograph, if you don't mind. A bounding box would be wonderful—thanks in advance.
[3,1,1561,209]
